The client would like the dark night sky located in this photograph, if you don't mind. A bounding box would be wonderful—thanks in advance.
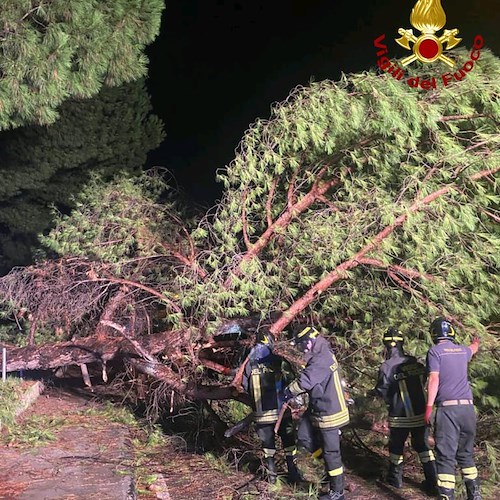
[145,0,499,205]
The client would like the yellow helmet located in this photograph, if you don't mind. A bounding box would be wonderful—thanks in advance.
[383,327,404,347]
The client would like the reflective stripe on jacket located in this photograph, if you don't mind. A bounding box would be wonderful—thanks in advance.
[375,351,427,428]
[242,344,291,424]
[288,336,349,429]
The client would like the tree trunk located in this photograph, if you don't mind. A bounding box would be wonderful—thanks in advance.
[2,331,173,372]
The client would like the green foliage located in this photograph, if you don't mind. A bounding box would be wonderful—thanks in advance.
[0,317,26,345]
[471,360,500,410]
[6,48,499,411]
[0,0,165,130]
[204,451,232,475]
[83,401,138,426]
[1,413,66,447]
[41,170,192,265]
[484,438,500,485]
[0,310,59,345]
[0,378,25,429]
[210,399,251,433]
[202,48,499,342]
[36,170,200,332]
[0,79,165,272]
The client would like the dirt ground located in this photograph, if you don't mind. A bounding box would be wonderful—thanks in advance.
[0,385,494,500]
[0,386,135,499]
[144,449,433,500]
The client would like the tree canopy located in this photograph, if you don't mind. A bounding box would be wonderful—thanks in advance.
[0,0,165,130]
[209,48,499,339]
[0,79,165,272]
[1,48,499,410]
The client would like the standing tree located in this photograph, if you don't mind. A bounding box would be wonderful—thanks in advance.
[0,0,165,130]
[0,79,165,272]
[0,48,499,410]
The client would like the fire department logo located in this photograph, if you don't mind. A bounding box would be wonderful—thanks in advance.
[396,0,461,67]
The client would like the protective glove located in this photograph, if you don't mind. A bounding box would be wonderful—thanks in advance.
[282,387,294,402]
[424,405,433,426]
[288,393,305,409]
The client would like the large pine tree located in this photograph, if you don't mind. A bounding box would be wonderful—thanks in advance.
[1,48,499,410]
[0,0,165,130]
[0,79,165,271]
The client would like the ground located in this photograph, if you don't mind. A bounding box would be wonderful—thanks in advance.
[0,384,496,499]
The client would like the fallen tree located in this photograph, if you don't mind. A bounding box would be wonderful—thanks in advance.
[1,48,499,413]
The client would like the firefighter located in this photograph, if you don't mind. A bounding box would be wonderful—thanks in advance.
[241,329,303,484]
[284,326,350,500]
[374,327,437,493]
[425,317,481,500]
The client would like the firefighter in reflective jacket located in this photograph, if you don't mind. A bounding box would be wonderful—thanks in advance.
[284,326,350,500]
[375,327,437,492]
[241,330,303,484]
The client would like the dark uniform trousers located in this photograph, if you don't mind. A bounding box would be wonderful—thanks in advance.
[297,411,343,477]
[287,336,349,487]
[256,415,297,460]
[389,426,432,464]
[435,404,478,491]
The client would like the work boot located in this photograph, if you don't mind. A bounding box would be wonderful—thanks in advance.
[285,455,304,484]
[319,491,345,500]
[421,461,438,495]
[465,479,481,500]
[386,463,403,488]
[438,487,455,500]
[319,474,345,500]
[264,457,277,484]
